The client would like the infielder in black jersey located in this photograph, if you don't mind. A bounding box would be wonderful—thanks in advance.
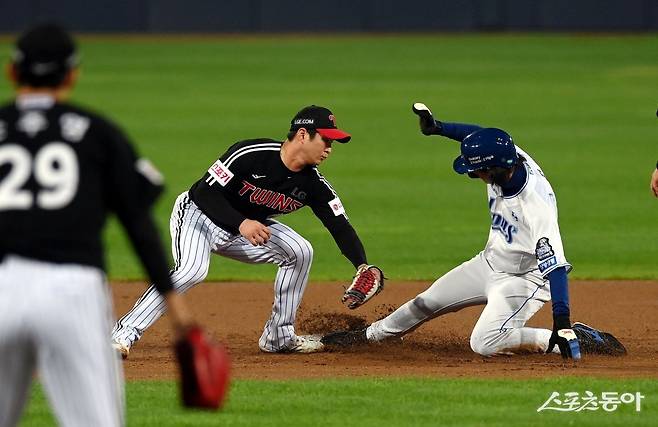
[112,105,383,354]
[0,24,196,426]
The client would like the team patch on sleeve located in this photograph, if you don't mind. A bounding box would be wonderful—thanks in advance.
[328,197,346,217]
[535,237,557,273]
[207,159,234,187]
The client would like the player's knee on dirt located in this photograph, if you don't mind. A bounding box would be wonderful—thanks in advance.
[470,336,495,356]
[470,329,503,356]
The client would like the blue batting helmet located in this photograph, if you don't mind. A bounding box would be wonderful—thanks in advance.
[452,128,518,174]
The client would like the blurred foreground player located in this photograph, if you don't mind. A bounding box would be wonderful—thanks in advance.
[0,24,227,427]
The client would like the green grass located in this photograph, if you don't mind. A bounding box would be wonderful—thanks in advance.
[1,34,656,280]
[20,377,658,426]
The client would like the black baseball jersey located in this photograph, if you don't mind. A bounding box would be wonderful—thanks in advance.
[0,94,173,294]
[188,138,367,267]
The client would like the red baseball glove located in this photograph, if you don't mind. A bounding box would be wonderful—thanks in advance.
[342,264,385,309]
[174,326,230,409]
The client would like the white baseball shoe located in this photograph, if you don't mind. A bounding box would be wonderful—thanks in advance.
[112,340,130,360]
[260,335,325,354]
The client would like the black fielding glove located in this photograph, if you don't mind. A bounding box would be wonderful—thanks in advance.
[411,102,442,135]
[547,315,581,360]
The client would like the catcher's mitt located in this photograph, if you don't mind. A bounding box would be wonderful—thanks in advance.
[342,264,384,309]
[174,326,230,409]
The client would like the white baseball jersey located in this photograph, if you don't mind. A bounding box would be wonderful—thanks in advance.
[483,147,571,278]
[367,145,567,356]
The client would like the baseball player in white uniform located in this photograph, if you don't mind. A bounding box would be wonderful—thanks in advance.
[323,103,626,358]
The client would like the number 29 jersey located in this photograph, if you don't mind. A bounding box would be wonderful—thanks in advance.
[0,95,161,270]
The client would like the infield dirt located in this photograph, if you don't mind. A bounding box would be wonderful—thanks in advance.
[112,281,658,380]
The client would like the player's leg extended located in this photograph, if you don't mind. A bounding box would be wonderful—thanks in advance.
[0,258,36,427]
[469,272,552,356]
[112,193,215,349]
[36,264,123,427]
[367,253,489,341]
[217,221,313,351]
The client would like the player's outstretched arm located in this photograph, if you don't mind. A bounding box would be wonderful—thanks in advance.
[411,102,482,142]
[412,102,442,135]
[545,267,581,360]
[650,162,658,197]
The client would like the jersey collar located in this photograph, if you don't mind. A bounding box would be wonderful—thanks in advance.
[501,162,529,198]
[16,94,56,110]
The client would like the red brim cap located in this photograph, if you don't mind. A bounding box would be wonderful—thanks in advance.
[317,128,351,143]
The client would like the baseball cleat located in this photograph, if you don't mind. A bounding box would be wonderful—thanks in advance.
[261,335,326,354]
[286,335,326,353]
[112,340,130,360]
[572,322,627,356]
[321,329,368,347]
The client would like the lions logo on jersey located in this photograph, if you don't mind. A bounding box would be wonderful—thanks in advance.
[535,237,557,273]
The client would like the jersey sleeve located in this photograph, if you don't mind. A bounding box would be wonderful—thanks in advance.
[547,266,570,318]
[527,194,571,278]
[308,168,367,267]
[438,122,483,142]
[188,141,270,231]
[100,121,173,295]
[208,141,250,187]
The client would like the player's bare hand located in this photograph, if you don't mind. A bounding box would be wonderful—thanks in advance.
[239,219,271,246]
[650,168,658,198]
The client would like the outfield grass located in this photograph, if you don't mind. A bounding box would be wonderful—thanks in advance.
[20,377,657,426]
[1,34,656,280]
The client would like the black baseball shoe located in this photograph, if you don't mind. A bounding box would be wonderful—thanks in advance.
[572,322,627,356]
[321,329,368,347]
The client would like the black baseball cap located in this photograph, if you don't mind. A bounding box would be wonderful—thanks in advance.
[12,23,79,87]
[290,105,351,143]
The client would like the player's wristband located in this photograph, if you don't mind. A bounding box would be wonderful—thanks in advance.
[553,314,571,330]
[655,160,658,170]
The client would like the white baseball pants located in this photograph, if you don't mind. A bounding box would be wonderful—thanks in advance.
[0,256,123,427]
[112,192,313,352]
[367,252,556,356]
